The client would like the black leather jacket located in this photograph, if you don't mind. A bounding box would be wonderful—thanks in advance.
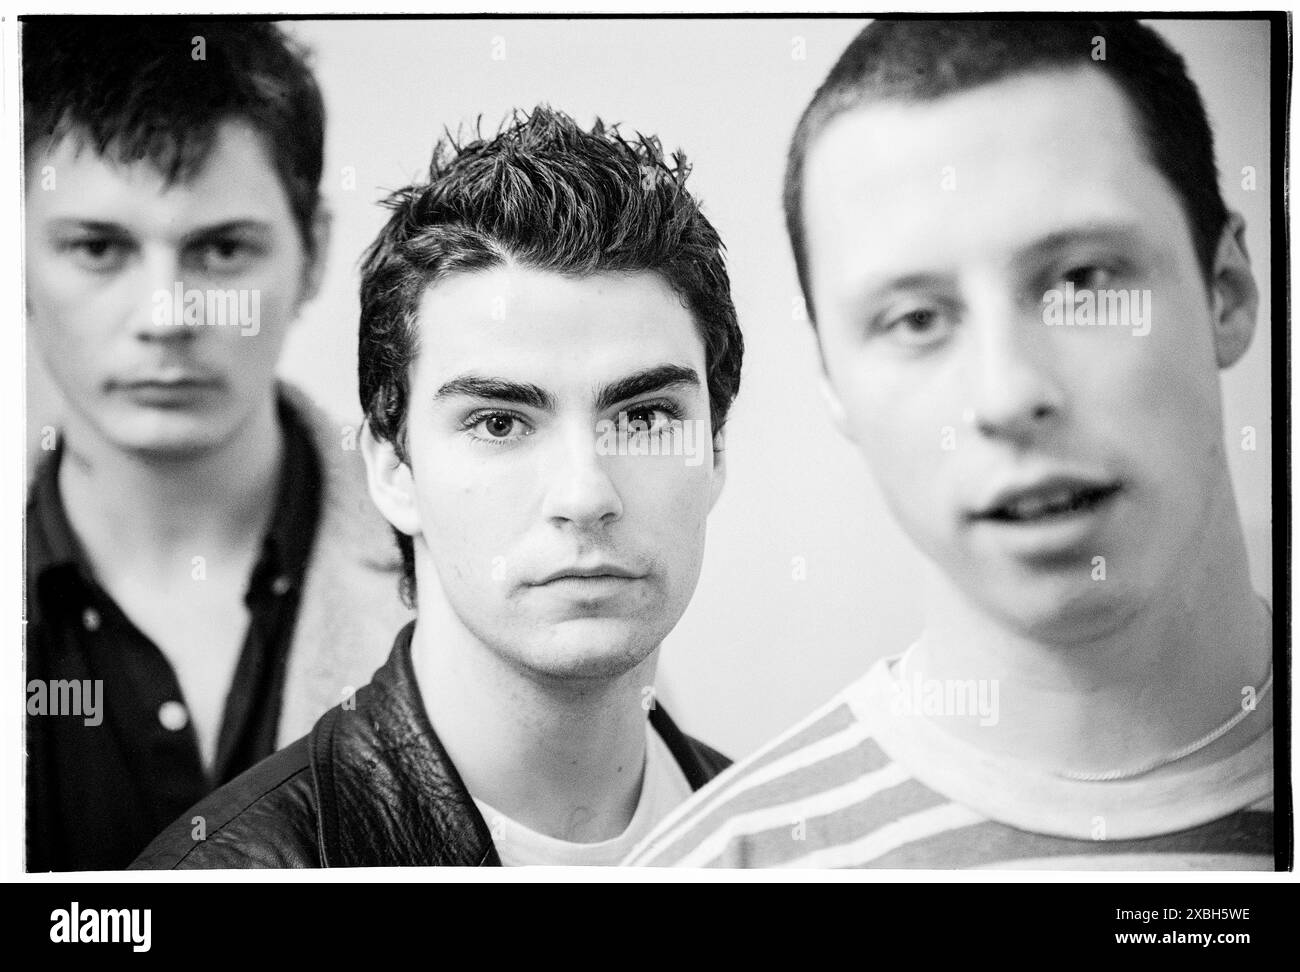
[131,622,730,868]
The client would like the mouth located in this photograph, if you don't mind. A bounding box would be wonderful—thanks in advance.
[117,375,220,389]
[111,375,222,400]
[532,564,645,586]
[970,478,1123,525]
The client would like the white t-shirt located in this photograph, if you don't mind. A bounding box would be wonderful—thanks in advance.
[474,722,693,867]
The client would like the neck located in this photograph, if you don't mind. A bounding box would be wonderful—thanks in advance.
[910,480,1271,777]
[58,395,283,574]
[411,589,655,843]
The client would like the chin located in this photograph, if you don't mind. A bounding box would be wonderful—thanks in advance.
[977,573,1149,647]
[99,410,237,459]
[511,617,662,683]
[111,426,228,459]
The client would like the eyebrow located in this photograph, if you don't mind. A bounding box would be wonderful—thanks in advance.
[433,376,556,411]
[43,218,272,242]
[180,220,273,242]
[1017,222,1146,260]
[595,364,700,413]
[432,364,701,413]
[44,219,132,236]
[849,222,1147,307]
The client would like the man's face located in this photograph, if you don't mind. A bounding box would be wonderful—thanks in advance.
[395,264,724,680]
[803,67,1242,641]
[26,119,316,457]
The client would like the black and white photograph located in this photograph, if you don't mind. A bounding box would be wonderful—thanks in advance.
[5,4,1292,933]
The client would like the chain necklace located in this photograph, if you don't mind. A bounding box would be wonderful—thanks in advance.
[1053,666,1272,782]
[898,601,1273,783]
[1057,600,1274,782]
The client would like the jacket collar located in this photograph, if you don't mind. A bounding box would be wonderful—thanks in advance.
[310,621,497,867]
[308,621,715,867]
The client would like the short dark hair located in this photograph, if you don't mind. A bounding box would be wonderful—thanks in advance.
[359,105,744,605]
[22,17,326,256]
[784,18,1228,322]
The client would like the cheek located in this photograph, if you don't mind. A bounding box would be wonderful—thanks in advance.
[30,291,114,388]
[208,285,300,374]
[833,360,964,541]
[417,453,530,571]
[29,264,97,337]
[620,462,714,550]
[244,261,305,309]
[221,324,289,372]
[1075,324,1220,453]
[843,370,942,484]
[216,255,307,335]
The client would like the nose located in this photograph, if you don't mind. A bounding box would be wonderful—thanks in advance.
[964,299,1066,441]
[127,247,195,343]
[540,424,624,529]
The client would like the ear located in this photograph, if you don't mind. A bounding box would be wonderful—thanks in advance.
[708,424,728,512]
[1209,211,1259,369]
[818,374,854,443]
[296,208,333,312]
[360,420,422,540]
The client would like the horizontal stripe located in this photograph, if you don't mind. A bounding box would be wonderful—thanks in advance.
[633,705,870,864]
[977,853,1273,870]
[677,762,912,867]
[779,802,988,869]
[853,810,1275,869]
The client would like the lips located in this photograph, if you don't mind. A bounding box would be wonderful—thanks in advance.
[121,381,214,393]
[116,375,220,390]
[532,564,644,586]
[109,375,223,409]
[970,477,1123,524]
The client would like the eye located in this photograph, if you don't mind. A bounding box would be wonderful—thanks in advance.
[60,237,131,273]
[1060,263,1116,291]
[620,401,681,435]
[186,237,261,275]
[463,410,534,445]
[878,306,954,348]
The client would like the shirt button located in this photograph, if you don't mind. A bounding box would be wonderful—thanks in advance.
[82,607,101,632]
[158,701,189,732]
[271,575,293,596]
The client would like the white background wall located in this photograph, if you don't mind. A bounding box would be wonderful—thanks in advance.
[27,17,1275,759]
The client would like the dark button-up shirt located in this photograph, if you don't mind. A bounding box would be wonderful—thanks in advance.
[26,396,322,872]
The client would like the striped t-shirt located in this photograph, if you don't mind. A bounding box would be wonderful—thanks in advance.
[626,655,1274,869]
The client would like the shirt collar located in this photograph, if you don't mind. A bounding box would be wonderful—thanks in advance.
[247,392,323,598]
[28,445,94,616]
[28,388,323,612]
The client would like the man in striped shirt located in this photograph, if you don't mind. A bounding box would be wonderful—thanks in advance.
[627,18,1277,869]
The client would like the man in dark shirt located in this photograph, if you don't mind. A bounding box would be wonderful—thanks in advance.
[24,18,408,871]
[27,395,320,869]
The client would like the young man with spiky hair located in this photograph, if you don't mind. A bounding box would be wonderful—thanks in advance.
[24,18,409,871]
[133,106,743,868]
[629,18,1277,869]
